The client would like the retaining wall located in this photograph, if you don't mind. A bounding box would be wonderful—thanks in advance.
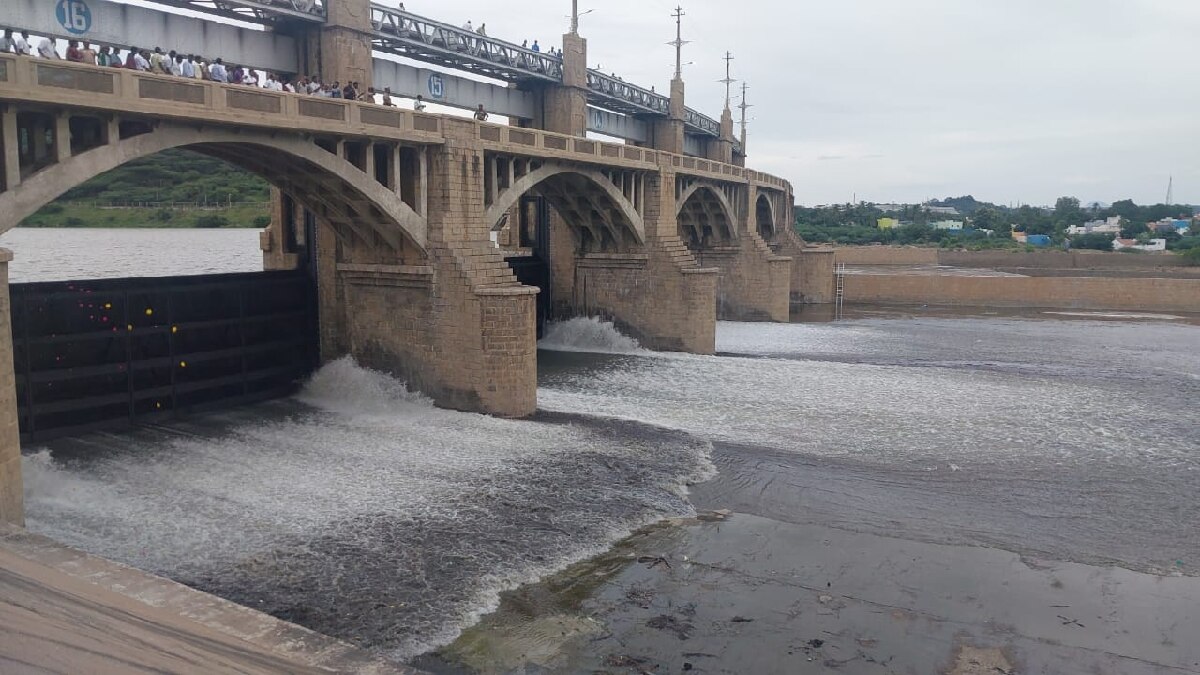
[844,274,1200,313]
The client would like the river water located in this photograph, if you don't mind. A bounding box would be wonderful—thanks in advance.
[6,228,1199,664]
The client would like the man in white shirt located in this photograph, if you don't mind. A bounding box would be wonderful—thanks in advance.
[208,58,227,83]
[264,73,280,90]
[13,32,31,55]
[180,55,196,78]
[414,95,427,112]
[37,36,59,59]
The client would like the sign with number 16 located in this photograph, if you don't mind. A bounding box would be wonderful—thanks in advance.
[56,0,93,35]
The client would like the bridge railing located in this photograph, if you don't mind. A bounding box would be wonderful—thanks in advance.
[0,54,446,144]
[0,54,790,193]
[369,4,563,83]
[473,121,791,192]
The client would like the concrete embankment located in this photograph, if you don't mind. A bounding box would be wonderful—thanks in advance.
[835,246,1192,271]
[0,524,413,674]
[833,246,1200,312]
[843,273,1200,313]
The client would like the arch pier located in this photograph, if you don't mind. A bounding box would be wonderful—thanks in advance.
[675,176,793,322]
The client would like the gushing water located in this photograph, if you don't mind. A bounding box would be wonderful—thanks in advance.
[23,357,713,659]
[538,317,645,353]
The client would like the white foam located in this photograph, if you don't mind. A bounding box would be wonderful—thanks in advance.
[538,317,645,353]
[23,357,712,660]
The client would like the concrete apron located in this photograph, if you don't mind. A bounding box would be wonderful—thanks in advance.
[0,524,419,674]
[431,513,1200,674]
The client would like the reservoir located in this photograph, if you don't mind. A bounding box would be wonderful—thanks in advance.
[4,228,1198,669]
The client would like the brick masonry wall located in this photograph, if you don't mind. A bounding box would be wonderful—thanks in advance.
[547,168,718,353]
[938,249,1190,270]
[835,247,939,265]
[314,119,540,417]
[697,231,791,322]
[844,274,1200,312]
[774,228,835,305]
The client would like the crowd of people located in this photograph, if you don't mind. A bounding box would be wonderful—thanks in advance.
[0,28,438,108]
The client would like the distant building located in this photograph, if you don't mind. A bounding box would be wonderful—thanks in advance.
[1150,218,1191,235]
[932,220,964,230]
[1067,216,1121,236]
[877,217,900,230]
[925,205,960,216]
[872,203,905,213]
[1112,238,1167,252]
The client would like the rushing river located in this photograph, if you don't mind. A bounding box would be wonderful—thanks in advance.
[7,228,1200,663]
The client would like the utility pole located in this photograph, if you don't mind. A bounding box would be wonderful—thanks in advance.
[720,51,735,110]
[738,81,751,149]
[669,5,688,80]
[570,0,578,35]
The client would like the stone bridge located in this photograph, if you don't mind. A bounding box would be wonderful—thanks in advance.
[0,0,834,525]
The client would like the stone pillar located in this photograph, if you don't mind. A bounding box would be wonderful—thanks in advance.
[0,248,23,527]
[295,0,374,88]
[650,78,685,154]
[1,107,20,191]
[54,113,71,164]
[705,106,734,164]
[260,187,301,271]
[536,33,588,137]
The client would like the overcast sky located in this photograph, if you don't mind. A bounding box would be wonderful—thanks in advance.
[411,0,1198,207]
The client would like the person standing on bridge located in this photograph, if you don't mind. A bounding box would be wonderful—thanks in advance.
[37,36,59,59]
[414,94,426,111]
[0,31,12,55]
[181,55,196,78]
[149,47,165,73]
[14,31,32,56]
[477,23,487,36]
[474,104,489,122]
[96,45,111,66]
[65,41,82,62]
[381,87,395,106]
[208,58,228,83]
[134,50,151,72]
[124,48,137,69]
[531,40,540,52]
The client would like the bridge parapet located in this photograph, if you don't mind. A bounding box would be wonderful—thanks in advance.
[0,55,445,147]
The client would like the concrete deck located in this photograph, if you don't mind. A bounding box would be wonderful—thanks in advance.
[0,525,411,674]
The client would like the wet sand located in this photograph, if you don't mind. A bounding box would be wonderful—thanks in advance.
[425,448,1200,675]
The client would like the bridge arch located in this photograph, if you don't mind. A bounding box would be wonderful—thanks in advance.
[0,125,428,254]
[676,183,737,250]
[755,192,777,241]
[485,163,645,252]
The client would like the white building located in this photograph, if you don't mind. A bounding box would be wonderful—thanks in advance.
[925,205,960,216]
[1112,238,1166,252]
[1067,216,1121,236]
[932,220,964,230]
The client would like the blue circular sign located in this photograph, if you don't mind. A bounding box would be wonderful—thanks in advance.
[427,73,444,100]
[56,0,93,35]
